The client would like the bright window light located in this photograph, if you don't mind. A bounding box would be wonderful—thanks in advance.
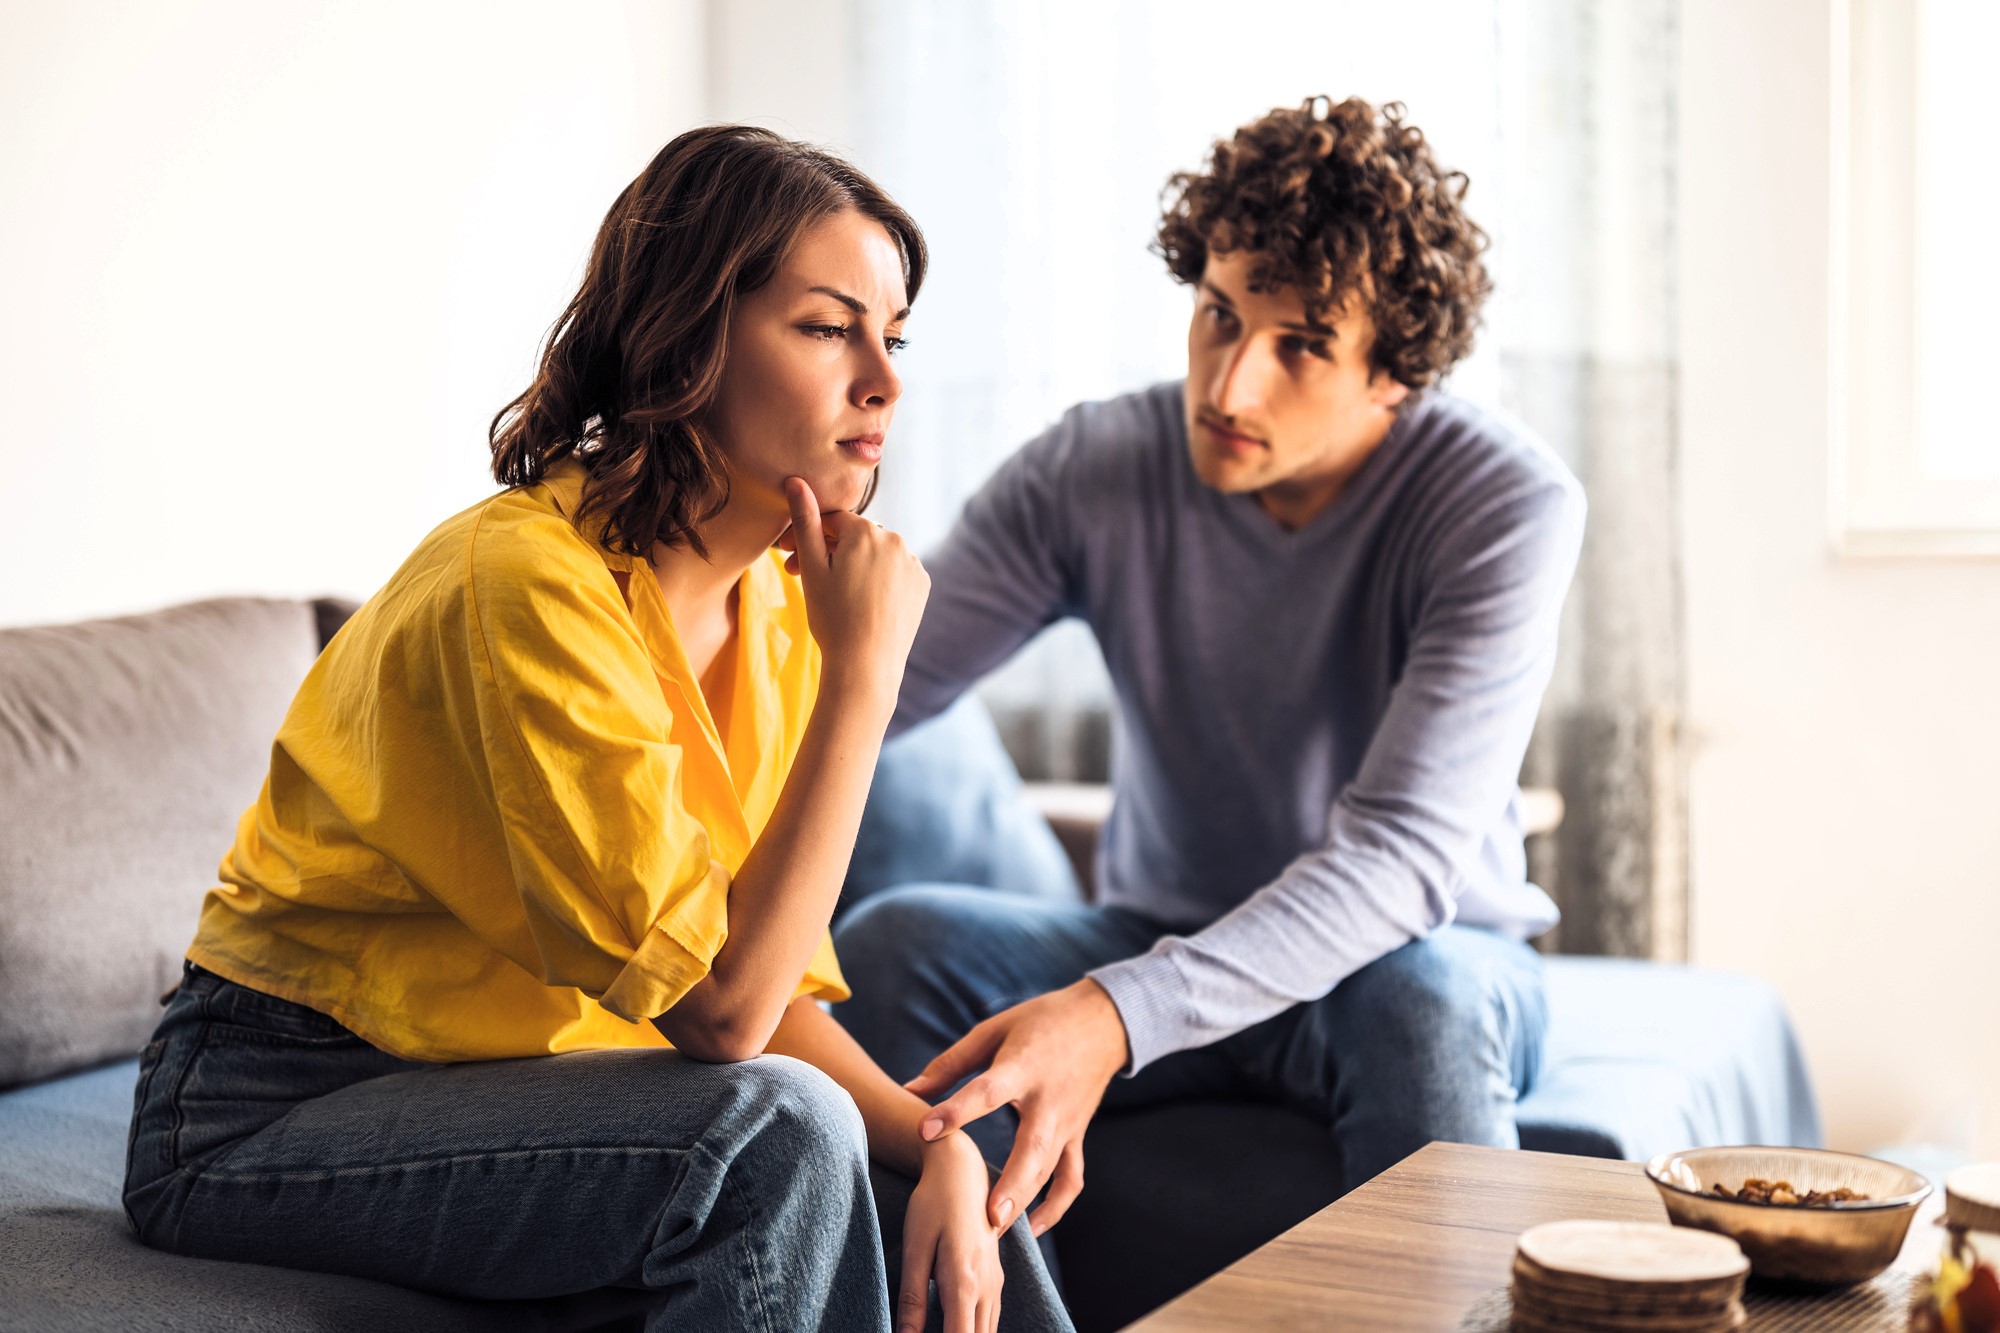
[1914,0,2000,482]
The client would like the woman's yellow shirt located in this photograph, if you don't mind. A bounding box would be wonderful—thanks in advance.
[187,458,847,1063]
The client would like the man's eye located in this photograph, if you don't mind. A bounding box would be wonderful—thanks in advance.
[1206,304,1237,329]
[1281,335,1332,361]
[803,324,848,342]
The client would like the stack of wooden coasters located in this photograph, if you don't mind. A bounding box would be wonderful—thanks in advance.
[1510,1220,1751,1331]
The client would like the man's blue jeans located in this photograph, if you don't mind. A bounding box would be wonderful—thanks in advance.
[833,886,1548,1195]
[124,962,1071,1332]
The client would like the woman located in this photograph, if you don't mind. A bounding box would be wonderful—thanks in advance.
[122,124,1071,1333]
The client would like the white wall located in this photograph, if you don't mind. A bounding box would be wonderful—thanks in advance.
[1681,0,2000,1159]
[0,0,705,627]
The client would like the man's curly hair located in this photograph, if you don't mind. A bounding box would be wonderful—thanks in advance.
[1155,96,1491,390]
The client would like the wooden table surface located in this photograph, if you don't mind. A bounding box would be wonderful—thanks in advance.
[1124,1142,1943,1332]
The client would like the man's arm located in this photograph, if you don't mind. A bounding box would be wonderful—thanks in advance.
[1088,476,1587,1070]
[908,473,1587,1232]
[889,425,1086,738]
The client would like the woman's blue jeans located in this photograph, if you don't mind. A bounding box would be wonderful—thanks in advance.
[124,962,1070,1332]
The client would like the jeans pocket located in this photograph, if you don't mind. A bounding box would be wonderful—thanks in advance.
[204,974,356,1042]
[201,1018,367,1050]
[125,1037,167,1159]
[122,1035,179,1235]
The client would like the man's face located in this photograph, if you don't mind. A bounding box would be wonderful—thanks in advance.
[1183,249,1410,527]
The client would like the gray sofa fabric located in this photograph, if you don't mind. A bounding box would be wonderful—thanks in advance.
[0,599,323,1088]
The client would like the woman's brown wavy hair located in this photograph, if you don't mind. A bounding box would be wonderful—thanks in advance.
[490,124,926,559]
[1155,96,1490,390]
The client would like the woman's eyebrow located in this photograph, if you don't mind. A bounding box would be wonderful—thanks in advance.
[808,285,912,322]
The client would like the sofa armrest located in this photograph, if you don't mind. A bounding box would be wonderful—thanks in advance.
[1520,787,1565,839]
[1020,782,1112,894]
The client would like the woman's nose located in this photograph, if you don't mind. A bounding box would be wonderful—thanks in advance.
[855,346,902,409]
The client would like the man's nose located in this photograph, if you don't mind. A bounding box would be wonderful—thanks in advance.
[1212,340,1271,420]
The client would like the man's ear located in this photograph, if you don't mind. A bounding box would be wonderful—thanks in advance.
[1371,372,1411,411]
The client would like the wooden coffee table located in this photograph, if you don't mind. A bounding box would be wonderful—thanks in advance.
[1123,1142,1941,1331]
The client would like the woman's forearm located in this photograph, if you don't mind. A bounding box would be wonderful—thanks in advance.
[652,669,893,1061]
[765,996,962,1178]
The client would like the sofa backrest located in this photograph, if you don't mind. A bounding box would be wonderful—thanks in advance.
[0,598,330,1088]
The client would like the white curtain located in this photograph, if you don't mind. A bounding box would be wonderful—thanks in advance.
[839,0,1685,958]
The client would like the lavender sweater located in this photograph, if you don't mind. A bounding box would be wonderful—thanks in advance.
[890,381,1587,1074]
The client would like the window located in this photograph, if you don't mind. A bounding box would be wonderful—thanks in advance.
[1834,0,2000,555]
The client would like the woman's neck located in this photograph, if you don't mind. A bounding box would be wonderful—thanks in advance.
[649,487,789,633]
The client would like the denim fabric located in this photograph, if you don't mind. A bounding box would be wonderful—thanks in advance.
[833,887,1549,1194]
[125,962,1071,1333]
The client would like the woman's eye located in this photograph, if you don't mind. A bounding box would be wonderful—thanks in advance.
[884,336,909,355]
[803,323,848,342]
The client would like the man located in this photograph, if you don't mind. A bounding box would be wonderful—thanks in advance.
[833,95,1586,1244]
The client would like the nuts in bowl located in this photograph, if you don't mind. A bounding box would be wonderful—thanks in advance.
[1645,1146,1932,1286]
[1709,1177,1868,1206]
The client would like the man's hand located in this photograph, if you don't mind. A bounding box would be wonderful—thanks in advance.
[906,979,1130,1237]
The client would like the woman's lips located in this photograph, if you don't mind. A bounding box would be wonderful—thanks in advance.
[839,433,885,463]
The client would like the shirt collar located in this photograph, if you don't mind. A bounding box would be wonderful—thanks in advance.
[537,454,635,571]
[531,454,800,817]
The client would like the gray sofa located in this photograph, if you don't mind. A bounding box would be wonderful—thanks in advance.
[1,598,1821,1331]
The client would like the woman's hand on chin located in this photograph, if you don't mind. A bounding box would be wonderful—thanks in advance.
[902,1131,1005,1333]
[783,475,930,714]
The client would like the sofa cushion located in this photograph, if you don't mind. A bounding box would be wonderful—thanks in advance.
[0,1061,652,1332]
[0,599,322,1088]
[840,695,1082,916]
[1517,955,1822,1159]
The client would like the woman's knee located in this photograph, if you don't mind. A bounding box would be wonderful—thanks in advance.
[732,1055,869,1170]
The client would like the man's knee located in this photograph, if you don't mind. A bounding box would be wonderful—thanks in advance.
[1346,933,1489,1025]
[833,883,984,990]
[835,884,1104,1089]
[1317,930,1530,1081]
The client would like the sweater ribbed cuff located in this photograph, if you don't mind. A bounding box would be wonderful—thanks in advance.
[1087,948,1190,1077]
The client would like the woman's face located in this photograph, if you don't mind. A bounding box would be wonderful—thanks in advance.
[704,208,910,518]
